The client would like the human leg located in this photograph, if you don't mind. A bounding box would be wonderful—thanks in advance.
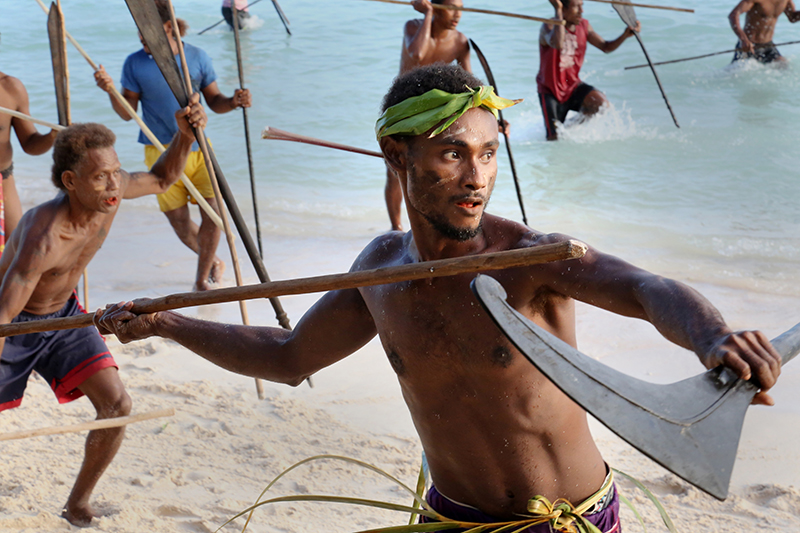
[195,195,223,291]
[163,204,200,253]
[572,83,607,117]
[385,165,404,231]
[62,367,131,527]
[538,92,563,141]
[2,169,21,241]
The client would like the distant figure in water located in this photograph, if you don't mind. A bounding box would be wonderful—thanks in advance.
[538,0,639,140]
[222,0,251,30]
[729,0,800,64]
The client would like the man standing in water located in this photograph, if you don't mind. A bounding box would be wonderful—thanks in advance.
[386,0,471,232]
[729,0,800,64]
[97,64,782,533]
[94,0,252,290]
[538,0,639,140]
[0,94,205,527]
[0,71,59,255]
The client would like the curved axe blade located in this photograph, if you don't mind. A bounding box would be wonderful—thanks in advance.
[471,274,800,500]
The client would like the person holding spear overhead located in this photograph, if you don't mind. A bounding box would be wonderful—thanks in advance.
[0,72,59,256]
[93,0,252,290]
[0,94,207,526]
[729,0,800,64]
[97,64,782,533]
[538,0,640,140]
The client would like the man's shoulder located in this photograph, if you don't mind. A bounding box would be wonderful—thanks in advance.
[352,232,409,272]
[0,73,25,98]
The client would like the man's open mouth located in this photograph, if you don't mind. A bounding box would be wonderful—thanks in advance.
[456,198,483,209]
[104,197,119,206]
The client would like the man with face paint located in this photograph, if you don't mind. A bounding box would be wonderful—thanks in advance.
[0,94,205,527]
[96,65,781,533]
[386,0,473,232]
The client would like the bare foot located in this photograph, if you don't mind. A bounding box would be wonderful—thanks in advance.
[62,503,94,527]
[209,258,226,284]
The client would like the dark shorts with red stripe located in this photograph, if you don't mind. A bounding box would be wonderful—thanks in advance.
[0,293,116,412]
[420,483,620,533]
[538,83,597,139]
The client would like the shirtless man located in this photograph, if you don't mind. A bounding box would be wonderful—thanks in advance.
[729,0,800,64]
[94,0,252,290]
[386,0,471,232]
[96,65,781,533]
[538,0,639,140]
[0,94,205,527]
[0,71,59,255]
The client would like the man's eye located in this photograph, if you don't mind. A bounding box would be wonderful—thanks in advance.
[480,151,495,162]
[444,150,459,160]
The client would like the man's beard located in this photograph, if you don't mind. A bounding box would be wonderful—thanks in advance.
[422,210,485,242]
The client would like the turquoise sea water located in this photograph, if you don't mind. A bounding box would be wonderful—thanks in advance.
[2,0,799,302]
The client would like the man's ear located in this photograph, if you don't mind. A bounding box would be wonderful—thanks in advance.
[379,136,407,176]
[61,170,76,191]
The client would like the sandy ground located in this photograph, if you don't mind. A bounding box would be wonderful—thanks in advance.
[1,281,799,532]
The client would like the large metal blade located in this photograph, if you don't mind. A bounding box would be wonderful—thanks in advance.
[471,274,800,500]
[47,2,70,126]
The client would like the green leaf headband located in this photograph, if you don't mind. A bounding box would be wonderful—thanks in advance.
[375,85,521,140]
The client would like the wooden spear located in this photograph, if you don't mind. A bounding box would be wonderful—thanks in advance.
[0,106,64,131]
[364,0,566,24]
[0,408,175,442]
[0,240,587,338]
[261,126,384,158]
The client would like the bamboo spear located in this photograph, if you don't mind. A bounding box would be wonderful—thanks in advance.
[0,408,175,442]
[231,2,264,258]
[166,0,266,398]
[364,0,566,24]
[0,106,64,131]
[0,240,587,338]
[585,0,693,13]
[625,39,800,69]
[33,0,224,230]
[262,126,384,158]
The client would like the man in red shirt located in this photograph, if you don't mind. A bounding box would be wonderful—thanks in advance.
[537,0,639,140]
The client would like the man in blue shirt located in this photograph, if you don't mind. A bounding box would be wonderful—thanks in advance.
[94,0,251,291]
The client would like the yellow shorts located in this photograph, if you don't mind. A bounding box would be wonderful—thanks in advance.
[144,144,214,212]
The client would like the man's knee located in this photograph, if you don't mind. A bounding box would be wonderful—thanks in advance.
[581,90,607,115]
[99,389,132,419]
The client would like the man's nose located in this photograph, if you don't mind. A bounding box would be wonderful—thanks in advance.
[462,160,489,191]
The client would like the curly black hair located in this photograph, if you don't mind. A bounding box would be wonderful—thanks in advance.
[381,63,485,112]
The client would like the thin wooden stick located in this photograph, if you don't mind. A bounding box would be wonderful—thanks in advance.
[0,240,588,338]
[33,0,224,231]
[625,39,800,69]
[364,0,566,24]
[586,0,693,13]
[168,0,265,397]
[0,408,175,442]
[270,0,292,34]
[262,126,384,158]
[0,106,64,131]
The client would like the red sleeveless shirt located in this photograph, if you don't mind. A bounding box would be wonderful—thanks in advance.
[536,19,589,103]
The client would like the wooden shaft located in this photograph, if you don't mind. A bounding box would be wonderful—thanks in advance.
[262,126,384,158]
[270,0,292,35]
[32,0,223,230]
[625,39,800,70]
[0,241,587,338]
[0,408,175,442]
[364,0,567,24]
[586,0,693,13]
[0,106,63,131]
[169,0,263,397]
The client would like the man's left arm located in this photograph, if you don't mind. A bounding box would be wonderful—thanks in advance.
[542,237,781,404]
[201,81,251,114]
[587,20,640,53]
[785,0,800,22]
[123,93,206,198]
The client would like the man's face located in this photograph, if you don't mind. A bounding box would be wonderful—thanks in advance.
[564,0,583,25]
[69,146,123,213]
[433,0,463,30]
[401,108,499,241]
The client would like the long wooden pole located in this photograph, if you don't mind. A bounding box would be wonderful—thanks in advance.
[0,408,175,442]
[167,0,266,398]
[33,0,224,230]
[270,0,292,35]
[231,2,264,259]
[625,39,800,70]
[364,0,567,24]
[585,0,693,13]
[262,126,384,158]
[0,106,64,131]
[0,240,587,338]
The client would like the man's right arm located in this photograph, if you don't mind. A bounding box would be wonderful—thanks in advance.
[403,1,435,63]
[541,0,565,49]
[96,286,378,386]
[94,64,140,121]
[4,77,58,155]
[729,0,756,51]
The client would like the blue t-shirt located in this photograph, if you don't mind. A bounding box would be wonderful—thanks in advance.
[121,42,216,147]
